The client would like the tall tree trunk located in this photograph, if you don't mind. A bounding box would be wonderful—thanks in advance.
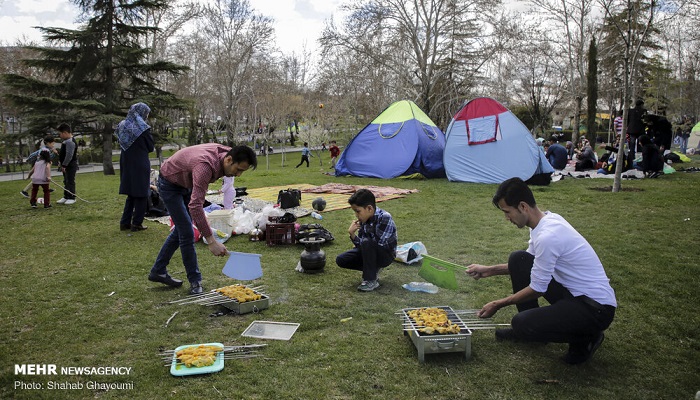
[572,96,583,144]
[586,38,598,145]
[102,0,116,175]
[102,127,115,175]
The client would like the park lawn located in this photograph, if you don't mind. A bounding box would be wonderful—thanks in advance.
[0,154,698,400]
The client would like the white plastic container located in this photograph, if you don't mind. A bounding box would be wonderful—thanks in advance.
[206,209,235,235]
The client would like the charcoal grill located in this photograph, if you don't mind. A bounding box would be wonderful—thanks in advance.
[400,306,508,362]
[170,285,269,315]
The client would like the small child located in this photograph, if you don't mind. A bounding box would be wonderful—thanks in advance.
[27,149,52,209]
[220,176,235,209]
[336,189,397,292]
[20,135,57,198]
[329,141,340,168]
[295,142,313,168]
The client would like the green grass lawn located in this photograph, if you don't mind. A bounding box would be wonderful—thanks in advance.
[1,154,699,399]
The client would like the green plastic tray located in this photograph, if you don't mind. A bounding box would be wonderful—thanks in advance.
[170,342,224,377]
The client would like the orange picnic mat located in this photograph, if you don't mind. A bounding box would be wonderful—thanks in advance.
[245,183,418,213]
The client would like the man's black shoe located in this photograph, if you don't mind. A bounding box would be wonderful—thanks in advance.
[120,224,132,231]
[495,328,517,342]
[131,225,148,232]
[190,281,203,295]
[148,273,183,288]
[563,332,604,365]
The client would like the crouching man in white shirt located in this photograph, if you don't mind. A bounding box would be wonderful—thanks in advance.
[467,177,616,364]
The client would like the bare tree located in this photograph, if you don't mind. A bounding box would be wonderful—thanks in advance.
[200,0,274,143]
[507,24,566,136]
[527,0,599,145]
[320,0,500,125]
[598,0,657,192]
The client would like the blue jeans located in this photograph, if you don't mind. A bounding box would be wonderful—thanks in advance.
[150,176,201,284]
[679,136,688,154]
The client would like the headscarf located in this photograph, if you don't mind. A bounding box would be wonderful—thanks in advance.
[116,102,151,151]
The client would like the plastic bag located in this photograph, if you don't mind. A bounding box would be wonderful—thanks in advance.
[402,282,439,294]
[395,241,427,264]
[202,227,231,244]
[256,205,284,230]
[232,207,256,235]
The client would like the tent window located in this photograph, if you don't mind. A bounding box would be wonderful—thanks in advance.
[378,122,405,138]
[421,124,440,140]
[467,115,498,145]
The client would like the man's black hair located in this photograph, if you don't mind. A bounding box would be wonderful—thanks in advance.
[227,145,258,169]
[348,188,376,208]
[492,177,536,209]
[57,123,71,133]
[43,135,55,143]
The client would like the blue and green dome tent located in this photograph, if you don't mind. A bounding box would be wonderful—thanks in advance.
[334,100,446,179]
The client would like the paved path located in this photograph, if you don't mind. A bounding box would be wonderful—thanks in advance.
[0,145,314,182]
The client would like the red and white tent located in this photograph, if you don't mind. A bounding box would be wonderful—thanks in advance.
[443,97,554,184]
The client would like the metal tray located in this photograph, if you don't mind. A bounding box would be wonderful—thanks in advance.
[241,321,299,341]
[170,342,224,376]
[220,294,269,315]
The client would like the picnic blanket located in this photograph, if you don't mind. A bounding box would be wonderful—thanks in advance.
[245,183,418,213]
[146,183,418,226]
[551,160,646,181]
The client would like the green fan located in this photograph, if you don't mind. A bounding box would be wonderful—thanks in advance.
[418,254,468,290]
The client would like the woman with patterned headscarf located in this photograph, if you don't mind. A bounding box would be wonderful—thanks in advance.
[117,102,155,232]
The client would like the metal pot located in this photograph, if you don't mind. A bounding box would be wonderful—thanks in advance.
[249,227,264,242]
[299,237,326,273]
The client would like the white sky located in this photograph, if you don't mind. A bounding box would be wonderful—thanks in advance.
[0,0,346,54]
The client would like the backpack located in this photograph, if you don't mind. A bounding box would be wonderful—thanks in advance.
[146,190,169,217]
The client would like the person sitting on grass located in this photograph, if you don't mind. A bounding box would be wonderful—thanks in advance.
[465,177,617,365]
[336,189,397,292]
[545,135,568,170]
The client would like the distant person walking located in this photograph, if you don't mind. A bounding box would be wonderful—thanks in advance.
[295,142,313,168]
[117,102,155,232]
[613,110,623,140]
[57,124,78,205]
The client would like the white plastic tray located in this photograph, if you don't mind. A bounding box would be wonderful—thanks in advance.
[241,321,299,340]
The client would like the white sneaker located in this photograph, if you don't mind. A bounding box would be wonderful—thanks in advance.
[57,198,67,204]
[64,199,76,205]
